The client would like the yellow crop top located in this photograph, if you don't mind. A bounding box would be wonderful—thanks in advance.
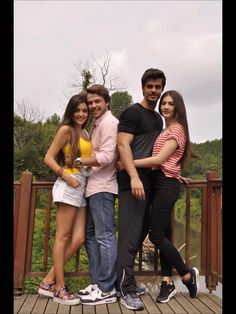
[62,137,92,174]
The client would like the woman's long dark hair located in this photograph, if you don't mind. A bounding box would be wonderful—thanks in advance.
[159,90,192,168]
[57,92,89,166]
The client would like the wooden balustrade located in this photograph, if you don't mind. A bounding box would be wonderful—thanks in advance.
[14,171,222,294]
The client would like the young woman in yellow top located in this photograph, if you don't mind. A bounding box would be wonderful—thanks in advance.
[38,92,92,305]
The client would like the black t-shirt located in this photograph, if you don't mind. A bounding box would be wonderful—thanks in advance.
[117,103,163,191]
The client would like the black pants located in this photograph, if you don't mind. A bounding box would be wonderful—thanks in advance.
[149,169,189,277]
[117,190,150,295]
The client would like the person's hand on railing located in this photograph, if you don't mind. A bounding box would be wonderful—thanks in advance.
[179,175,192,184]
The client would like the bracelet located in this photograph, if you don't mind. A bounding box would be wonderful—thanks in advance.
[57,167,64,177]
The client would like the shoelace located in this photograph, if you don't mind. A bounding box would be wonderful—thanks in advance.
[55,285,74,299]
[129,292,138,298]
[41,281,55,289]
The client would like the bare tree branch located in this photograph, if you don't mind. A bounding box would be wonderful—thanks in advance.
[66,52,127,94]
[14,99,45,122]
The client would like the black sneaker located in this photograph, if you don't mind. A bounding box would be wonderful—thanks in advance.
[182,267,200,298]
[156,281,177,303]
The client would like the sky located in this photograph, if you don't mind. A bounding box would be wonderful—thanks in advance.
[14,0,222,144]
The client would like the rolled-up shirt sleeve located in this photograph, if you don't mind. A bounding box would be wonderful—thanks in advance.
[96,119,118,167]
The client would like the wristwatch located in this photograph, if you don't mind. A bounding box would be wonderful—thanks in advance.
[75,157,82,167]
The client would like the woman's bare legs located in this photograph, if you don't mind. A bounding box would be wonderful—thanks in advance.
[43,204,86,286]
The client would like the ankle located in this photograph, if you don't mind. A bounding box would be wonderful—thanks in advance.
[162,277,173,284]
[55,284,65,291]
[43,277,55,284]
[182,272,191,282]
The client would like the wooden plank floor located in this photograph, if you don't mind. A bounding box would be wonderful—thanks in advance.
[14,292,222,314]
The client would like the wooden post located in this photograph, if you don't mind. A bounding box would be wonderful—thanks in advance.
[205,171,220,292]
[201,183,208,275]
[14,171,33,290]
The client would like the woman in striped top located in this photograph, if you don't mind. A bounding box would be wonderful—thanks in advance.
[132,90,200,303]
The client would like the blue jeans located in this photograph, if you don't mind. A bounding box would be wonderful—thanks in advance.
[85,192,117,292]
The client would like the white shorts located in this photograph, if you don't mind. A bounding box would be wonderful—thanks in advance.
[52,173,87,208]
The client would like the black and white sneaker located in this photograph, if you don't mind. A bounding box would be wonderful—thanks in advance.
[156,281,177,303]
[80,287,117,305]
[78,284,98,296]
[182,267,200,298]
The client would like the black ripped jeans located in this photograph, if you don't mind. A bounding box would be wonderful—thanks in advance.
[149,169,190,277]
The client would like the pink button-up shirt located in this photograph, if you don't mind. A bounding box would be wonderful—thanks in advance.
[85,110,119,197]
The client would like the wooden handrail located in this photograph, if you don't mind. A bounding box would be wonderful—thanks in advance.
[13,171,222,293]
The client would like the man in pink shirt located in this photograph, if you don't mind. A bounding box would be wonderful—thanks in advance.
[76,85,118,305]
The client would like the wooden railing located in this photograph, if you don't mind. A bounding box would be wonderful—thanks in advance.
[14,171,222,294]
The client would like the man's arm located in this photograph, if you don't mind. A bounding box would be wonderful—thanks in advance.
[77,154,100,167]
[79,119,118,168]
[117,132,145,200]
[134,139,178,167]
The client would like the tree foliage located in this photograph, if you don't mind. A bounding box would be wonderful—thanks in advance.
[110,91,133,119]
[14,112,59,180]
[182,139,222,179]
[14,95,222,182]
[14,106,222,182]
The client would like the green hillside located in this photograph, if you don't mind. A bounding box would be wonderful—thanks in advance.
[182,139,222,180]
[14,112,222,181]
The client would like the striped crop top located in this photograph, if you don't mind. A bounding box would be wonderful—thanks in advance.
[152,123,186,179]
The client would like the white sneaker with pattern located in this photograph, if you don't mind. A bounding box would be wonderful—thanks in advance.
[80,287,117,305]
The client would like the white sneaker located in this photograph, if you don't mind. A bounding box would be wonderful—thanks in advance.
[78,284,98,296]
[81,287,117,305]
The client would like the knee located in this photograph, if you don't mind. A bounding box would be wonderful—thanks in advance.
[55,231,71,244]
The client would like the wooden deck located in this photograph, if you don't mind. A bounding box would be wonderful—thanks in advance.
[14,291,222,314]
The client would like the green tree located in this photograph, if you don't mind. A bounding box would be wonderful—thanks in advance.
[82,69,93,91]
[45,113,61,125]
[14,112,60,180]
[182,139,222,179]
[110,91,133,119]
[14,116,44,179]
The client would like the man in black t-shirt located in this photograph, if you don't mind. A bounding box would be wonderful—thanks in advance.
[117,68,166,310]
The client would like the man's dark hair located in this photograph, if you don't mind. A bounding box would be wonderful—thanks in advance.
[141,68,166,89]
